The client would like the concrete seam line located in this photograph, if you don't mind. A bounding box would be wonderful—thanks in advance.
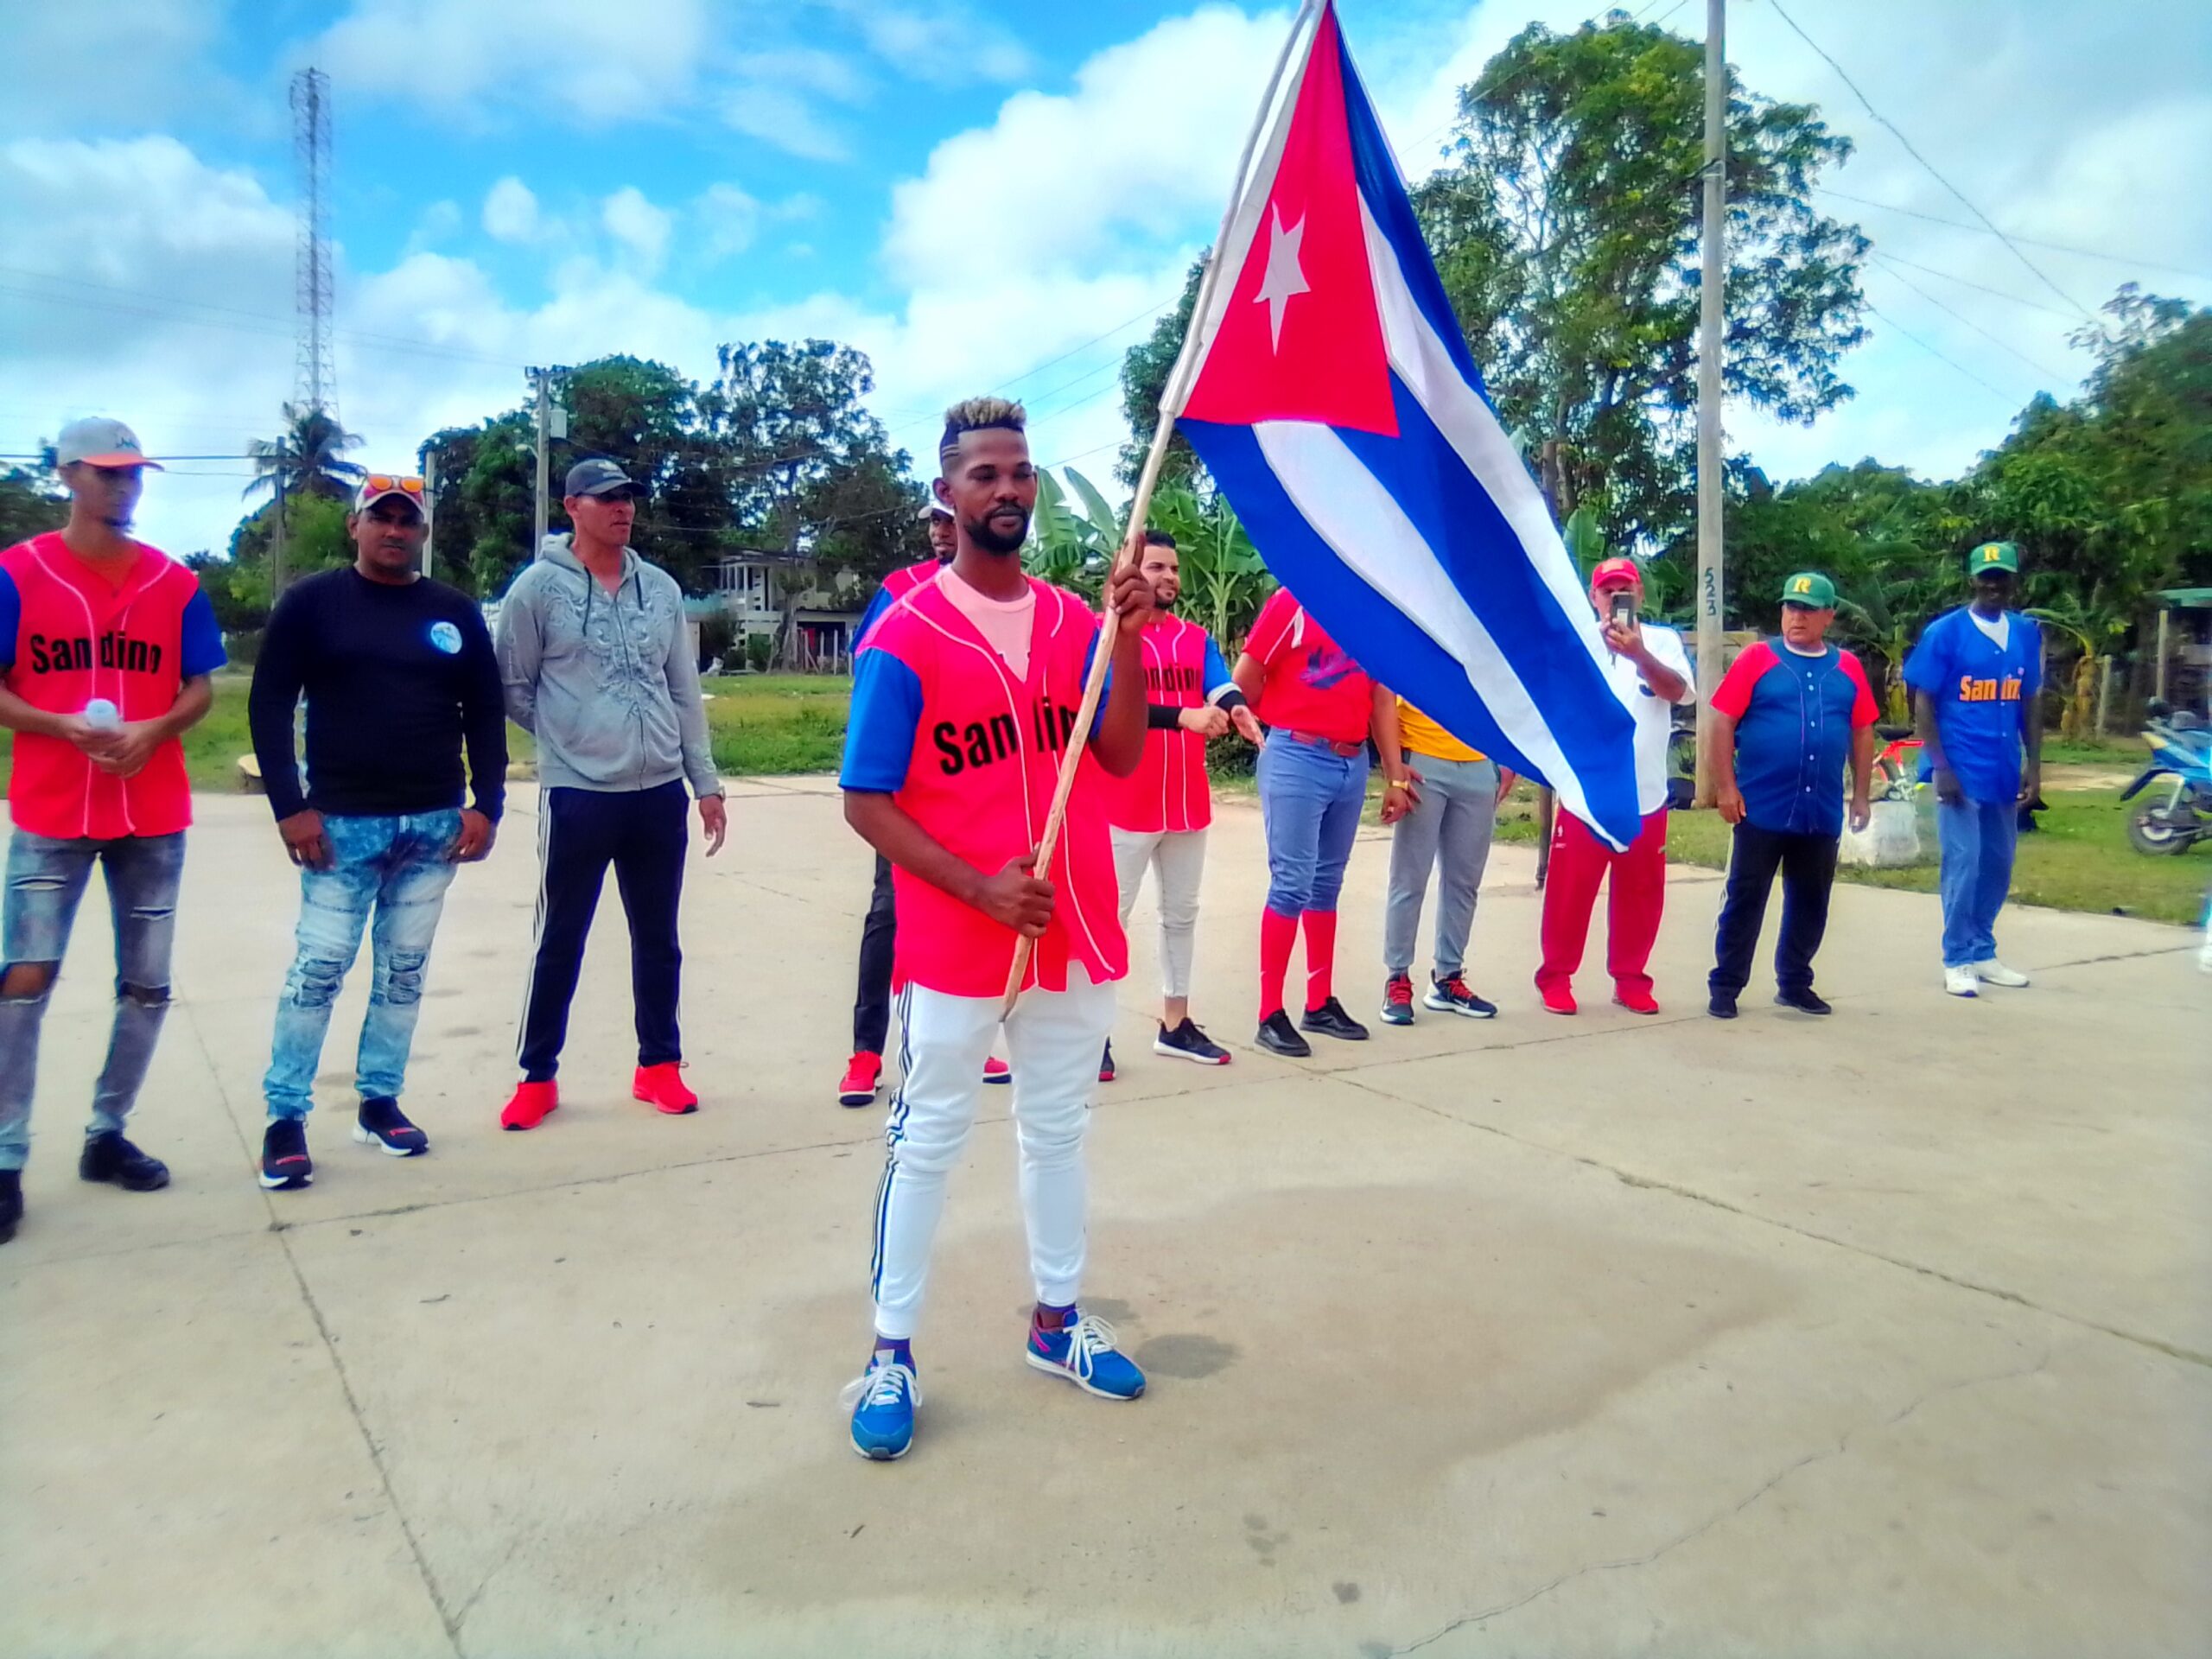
[176,1001,468,1658]
[1383,1347,2056,1655]
[1340,1070,2212,1370]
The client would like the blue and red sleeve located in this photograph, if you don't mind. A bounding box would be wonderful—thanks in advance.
[1709,640,1774,721]
[178,589,227,677]
[839,643,925,793]
[0,568,18,672]
[1838,651,1880,727]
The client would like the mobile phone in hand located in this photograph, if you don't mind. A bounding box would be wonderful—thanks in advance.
[1610,593,1636,627]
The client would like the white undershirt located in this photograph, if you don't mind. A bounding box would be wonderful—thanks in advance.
[1781,638,1827,658]
[1969,610,2010,651]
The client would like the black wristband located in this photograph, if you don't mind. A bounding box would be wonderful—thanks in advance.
[1147,704,1185,730]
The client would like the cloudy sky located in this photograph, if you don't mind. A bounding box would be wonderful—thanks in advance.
[3,0,2207,560]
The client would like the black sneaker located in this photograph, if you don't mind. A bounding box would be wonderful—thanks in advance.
[1775,988,1833,1015]
[0,1168,21,1244]
[354,1096,429,1157]
[1098,1040,1116,1084]
[1299,996,1370,1042]
[1154,1019,1230,1065]
[260,1117,313,1191]
[1255,1009,1312,1058]
[1423,975,1497,1019]
[1707,994,1738,1020]
[79,1131,169,1192]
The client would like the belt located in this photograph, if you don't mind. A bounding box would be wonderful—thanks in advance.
[1282,729,1365,759]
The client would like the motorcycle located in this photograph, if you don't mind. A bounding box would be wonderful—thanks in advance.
[2120,700,2212,855]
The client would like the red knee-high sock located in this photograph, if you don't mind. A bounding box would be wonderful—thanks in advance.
[1301,909,1338,1011]
[1258,906,1299,1020]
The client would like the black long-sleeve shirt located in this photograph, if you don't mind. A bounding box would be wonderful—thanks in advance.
[249,567,507,823]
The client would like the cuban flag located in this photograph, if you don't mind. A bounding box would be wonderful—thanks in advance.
[1173,0,1641,848]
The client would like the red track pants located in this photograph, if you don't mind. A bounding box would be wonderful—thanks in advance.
[1535,808,1669,1000]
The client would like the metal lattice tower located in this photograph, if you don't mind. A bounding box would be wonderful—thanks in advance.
[289,67,334,416]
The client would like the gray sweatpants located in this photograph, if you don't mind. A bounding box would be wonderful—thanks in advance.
[1383,753,1500,981]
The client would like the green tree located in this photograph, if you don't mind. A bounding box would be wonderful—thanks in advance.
[1117,257,1208,492]
[1412,14,1867,550]
[1146,484,1273,649]
[245,403,365,506]
[0,464,67,546]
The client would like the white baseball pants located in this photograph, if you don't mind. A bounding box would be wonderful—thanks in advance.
[1111,826,1209,1001]
[868,966,1115,1341]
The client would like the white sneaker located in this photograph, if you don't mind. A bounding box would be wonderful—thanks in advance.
[1943,965,1979,997]
[1970,959,2029,988]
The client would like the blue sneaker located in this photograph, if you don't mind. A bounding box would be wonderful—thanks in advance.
[1025,1312,1146,1400]
[841,1353,920,1460]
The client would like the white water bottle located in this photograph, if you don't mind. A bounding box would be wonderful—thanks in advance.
[83,698,121,732]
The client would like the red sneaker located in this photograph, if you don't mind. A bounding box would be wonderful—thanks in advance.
[982,1055,1012,1086]
[633,1062,699,1115]
[839,1051,883,1109]
[1537,982,1578,1016]
[500,1080,558,1131]
[1611,987,1660,1015]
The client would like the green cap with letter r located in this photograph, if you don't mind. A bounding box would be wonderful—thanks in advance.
[1780,571,1836,607]
[1969,540,2019,575]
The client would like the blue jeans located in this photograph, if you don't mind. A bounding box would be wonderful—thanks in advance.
[1936,798,2018,968]
[0,830,186,1171]
[1255,728,1370,915]
[264,811,461,1119]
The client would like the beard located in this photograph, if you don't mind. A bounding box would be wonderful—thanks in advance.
[965,505,1030,556]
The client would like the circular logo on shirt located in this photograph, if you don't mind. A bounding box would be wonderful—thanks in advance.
[428,620,463,656]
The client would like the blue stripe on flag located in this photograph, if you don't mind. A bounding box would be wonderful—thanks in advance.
[1334,25,1488,398]
[1184,406,1642,846]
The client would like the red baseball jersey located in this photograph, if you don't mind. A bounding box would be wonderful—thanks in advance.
[844,575,1127,999]
[1108,613,1232,835]
[1244,587,1374,745]
[2,534,217,840]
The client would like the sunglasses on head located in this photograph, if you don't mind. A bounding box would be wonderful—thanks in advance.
[365,474,426,496]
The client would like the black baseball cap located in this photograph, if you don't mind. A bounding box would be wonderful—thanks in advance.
[564,458,637,499]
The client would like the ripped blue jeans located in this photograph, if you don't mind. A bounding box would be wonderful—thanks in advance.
[0,830,186,1172]
[264,810,461,1120]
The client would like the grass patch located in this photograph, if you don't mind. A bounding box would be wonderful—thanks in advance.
[0,671,858,795]
[1491,778,2204,925]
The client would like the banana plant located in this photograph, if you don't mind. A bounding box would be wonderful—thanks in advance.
[1147,483,1274,649]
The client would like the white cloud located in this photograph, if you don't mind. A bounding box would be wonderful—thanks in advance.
[0,0,230,135]
[481,176,541,243]
[694,183,761,260]
[729,48,871,105]
[823,2,1037,87]
[720,83,852,163]
[315,0,712,124]
[601,187,673,271]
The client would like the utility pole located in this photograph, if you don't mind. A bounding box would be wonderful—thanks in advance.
[421,446,437,579]
[1692,0,1727,804]
[529,366,550,553]
[270,473,289,601]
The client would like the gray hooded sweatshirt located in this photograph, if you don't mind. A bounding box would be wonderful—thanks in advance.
[496,534,721,798]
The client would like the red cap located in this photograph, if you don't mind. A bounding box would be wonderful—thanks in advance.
[1590,556,1643,593]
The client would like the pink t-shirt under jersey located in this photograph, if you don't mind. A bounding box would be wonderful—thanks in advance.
[939,568,1036,678]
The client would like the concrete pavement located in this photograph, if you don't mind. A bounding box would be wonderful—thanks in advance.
[3,782,2207,1658]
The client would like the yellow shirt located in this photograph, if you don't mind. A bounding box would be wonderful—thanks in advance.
[1396,699,1485,764]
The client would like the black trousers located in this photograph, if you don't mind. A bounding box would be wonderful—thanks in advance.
[518,782,688,1081]
[852,853,897,1054]
[1708,821,1839,998]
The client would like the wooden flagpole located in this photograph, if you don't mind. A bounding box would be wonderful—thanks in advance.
[999,0,1320,1018]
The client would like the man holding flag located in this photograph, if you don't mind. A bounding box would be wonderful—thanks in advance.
[836,397,1154,1463]
[1151,0,1643,938]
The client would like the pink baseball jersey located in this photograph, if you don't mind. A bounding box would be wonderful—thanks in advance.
[1108,613,1222,835]
[851,574,1128,999]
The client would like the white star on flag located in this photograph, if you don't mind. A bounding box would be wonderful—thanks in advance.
[1254,205,1310,352]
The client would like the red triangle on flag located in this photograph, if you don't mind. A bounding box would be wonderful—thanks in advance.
[1182,3,1397,436]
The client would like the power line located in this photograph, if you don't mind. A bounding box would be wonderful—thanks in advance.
[1870,258,2070,382]
[1864,302,2022,404]
[1865,251,2076,321]
[1764,0,2100,323]
[1815,188,2212,283]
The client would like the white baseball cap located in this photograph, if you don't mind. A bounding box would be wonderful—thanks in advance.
[54,416,162,470]
[915,497,952,521]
